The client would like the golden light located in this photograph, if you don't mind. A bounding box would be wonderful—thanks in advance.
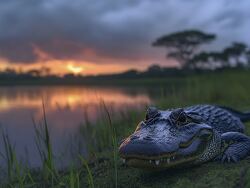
[0,57,150,76]
[67,64,84,74]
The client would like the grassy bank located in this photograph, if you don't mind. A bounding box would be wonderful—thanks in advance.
[80,69,250,188]
[1,69,250,187]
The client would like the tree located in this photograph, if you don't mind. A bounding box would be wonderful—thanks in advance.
[152,30,216,67]
[118,69,138,78]
[222,42,248,67]
[188,52,210,69]
[147,64,162,73]
[189,52,228,70]
[247,50,250,67]
[27,69,42,77]
[143,64,163,77]
[40,66,51,76]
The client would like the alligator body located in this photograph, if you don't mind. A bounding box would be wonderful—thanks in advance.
[119,105,250,169]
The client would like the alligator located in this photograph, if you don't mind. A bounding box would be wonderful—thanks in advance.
[119,104,250,169]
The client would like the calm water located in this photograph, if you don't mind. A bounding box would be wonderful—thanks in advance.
[0,86,154,167]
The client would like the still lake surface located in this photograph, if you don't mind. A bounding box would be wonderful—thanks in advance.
[0,85,159,167]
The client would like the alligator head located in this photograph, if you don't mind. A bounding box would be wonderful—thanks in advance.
[119,107,220,169]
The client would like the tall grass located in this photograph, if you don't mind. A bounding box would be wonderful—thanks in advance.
[33,102,58,185]
[79,155,94,188]
[31,102,97,187]
[1,129,16,181]
[0,128,36,187]
[0,70,250,187]
[101,100,118,188]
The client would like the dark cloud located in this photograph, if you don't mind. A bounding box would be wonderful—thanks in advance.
[0,0,249,64]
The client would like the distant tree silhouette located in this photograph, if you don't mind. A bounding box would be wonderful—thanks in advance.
[152,30,216,67]
[222,42,249,67]
[40,66,51,76]
[4,68,17,74]
[189,42,250,69]
[247,50,250,67]
[188,52,210,69]
[27,69,42,77]
[147,64,162,73]
[115,69,138,79]
[190,52,228,70]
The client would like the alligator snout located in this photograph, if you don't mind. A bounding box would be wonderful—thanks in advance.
[119,123,213,160]
[119,135,179,158]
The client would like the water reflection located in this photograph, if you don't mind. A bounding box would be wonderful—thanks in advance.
[0,86,151,167]
[0,86,150,110]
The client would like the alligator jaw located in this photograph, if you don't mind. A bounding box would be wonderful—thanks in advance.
[120,152,199,169]
[121,156,198,169]
[120,136,209,169]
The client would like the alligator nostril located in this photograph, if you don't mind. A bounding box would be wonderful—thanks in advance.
[143,136,153,141]
[130,135,139,140]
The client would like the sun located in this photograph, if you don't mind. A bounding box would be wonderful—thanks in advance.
[67,64,84,74]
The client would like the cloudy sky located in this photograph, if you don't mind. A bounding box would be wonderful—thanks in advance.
[0,0,249,75]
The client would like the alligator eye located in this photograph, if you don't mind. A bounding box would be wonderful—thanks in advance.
[176,112,190,126]
[178,112,186,123]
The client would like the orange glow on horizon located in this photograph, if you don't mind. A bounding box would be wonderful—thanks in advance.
[0,58,149,76]
[67,64,84,74]
[0,42,177,76]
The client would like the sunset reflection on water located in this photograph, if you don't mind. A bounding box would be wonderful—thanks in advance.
[0,86,151,166]
[0,86,150,110]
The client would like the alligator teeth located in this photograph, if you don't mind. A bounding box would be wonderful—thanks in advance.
[167,158,170,164]
[122,159,126,163]
[155,160,160,165]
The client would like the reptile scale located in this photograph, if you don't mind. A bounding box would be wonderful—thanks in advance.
[119,104,250,169]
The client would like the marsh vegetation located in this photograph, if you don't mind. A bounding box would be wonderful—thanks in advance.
[0,69,250,187]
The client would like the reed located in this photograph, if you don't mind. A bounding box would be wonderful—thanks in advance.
[79,155,94,188]
[101,100,118,188]
[0,128,36,187]
[33,102,58,185]
[0,70,249,187]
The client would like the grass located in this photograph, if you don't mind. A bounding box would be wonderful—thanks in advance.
[0,69,250,187]
[79,156,94,188]
[0,128,36,187]
[33,102,58,185]
[102,100,118,188]
[78,69,250,188]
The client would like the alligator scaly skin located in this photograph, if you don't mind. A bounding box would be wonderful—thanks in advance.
[119,104,250,168]
[185,105,245,134]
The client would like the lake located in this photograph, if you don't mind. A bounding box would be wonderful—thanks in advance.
[0,85,157,167]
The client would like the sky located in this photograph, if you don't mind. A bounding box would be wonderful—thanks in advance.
[0,0,250,75]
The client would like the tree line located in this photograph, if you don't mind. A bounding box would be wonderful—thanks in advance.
[152,30,250,70]
[1,29,249,83]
